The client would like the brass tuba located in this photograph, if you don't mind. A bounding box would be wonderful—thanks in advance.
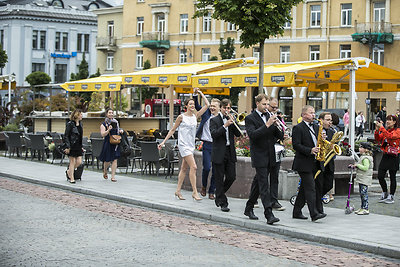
[314,119,343,179]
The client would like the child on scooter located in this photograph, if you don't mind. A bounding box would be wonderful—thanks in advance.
[350,142,374,215]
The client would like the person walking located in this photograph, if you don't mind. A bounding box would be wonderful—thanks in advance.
[350,142,373,215]
[377,106,387,125]
[210,98,242,212]
[99,108,123,182]
[63,109,83,184]
[292,105,326,222]
[355,111,366,140]
[374,114,400,204]
[158,88,209,201]
[194,94,221,200]
[244,95,283,225]
[343,109,349,138]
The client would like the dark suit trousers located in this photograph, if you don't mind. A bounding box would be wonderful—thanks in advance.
[245,166,277,218]
[213,147,236,207]
[315,169,334,213]
[293,171,318,218]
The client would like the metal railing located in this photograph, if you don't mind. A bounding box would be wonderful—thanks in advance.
[96,37,116,47]
[354,21,392,33]
[141,31,169,41]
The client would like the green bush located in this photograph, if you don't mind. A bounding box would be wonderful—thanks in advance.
[3,123,20,132]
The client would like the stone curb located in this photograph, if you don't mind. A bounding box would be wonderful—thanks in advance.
[1,171,399,260]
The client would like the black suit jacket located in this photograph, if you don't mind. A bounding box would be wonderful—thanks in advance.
[292,121,319,172]
[245,111,284,168]
[210,114,241,164]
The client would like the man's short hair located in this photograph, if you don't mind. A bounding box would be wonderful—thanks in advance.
[254,94,268,103]
[301,105,314,116]
[318,112,331,120]
[211,98,221,107]
[221,98,232,107]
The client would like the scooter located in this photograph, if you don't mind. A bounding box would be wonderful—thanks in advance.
[345,165,355,214]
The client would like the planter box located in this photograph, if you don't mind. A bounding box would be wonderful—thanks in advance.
[182,151,357,198]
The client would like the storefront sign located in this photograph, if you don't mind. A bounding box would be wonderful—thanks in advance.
[141,77,150,83]
[221,78,232,85]
[198,79,209,86]
[177,76,188,82]
[51,52,77,58]
[244,77,257,84]
[159,76,167,83]
[271,75,285,84]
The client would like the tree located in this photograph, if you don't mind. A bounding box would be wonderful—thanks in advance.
[209,56,218,61]
[219,37,236,59]
[89,68,101,78]
[143,59,151,70]
[0,44,8,74]
[25,71,51,98]
[70,52,89,81]
[195,0,302,93]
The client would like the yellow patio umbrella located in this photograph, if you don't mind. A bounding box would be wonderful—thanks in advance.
[60,75,122,92]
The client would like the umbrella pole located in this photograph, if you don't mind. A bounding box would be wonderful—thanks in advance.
[349,68,356,159]
[139,87,142,117]
[169,85,174,130]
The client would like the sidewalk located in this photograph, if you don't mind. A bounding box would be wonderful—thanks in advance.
[1,157,399,259]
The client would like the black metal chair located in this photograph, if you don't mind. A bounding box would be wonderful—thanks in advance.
[90,132,103,139]
[139,141,166,176]
[2,132,10,157]
[7,132,24,158]
[127,136,141,173]
[82,137,93,167]
[28,133,48,161]
[22,133,32,160]
[90,138,104,169]
[164,142,180,179]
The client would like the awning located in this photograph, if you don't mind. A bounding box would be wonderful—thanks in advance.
[122,59,252,87]
[60,75,122,92]
[1,81,16,90]
[192,58,400,90]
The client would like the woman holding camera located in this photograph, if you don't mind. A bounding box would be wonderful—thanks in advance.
[100,108,123,182]
[374,114,400,204]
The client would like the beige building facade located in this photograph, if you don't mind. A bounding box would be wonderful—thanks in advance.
[95,0,400,129]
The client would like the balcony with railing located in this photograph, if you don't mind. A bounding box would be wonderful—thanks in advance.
[139,32,170,49]
[96,37,117,51]
[351,21,393,44]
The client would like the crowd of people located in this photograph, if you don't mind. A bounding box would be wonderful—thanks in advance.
[62,90,400,225]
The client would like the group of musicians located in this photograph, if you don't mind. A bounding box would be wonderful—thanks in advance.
[195,91,336,224]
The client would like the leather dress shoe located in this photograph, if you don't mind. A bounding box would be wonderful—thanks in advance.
[200,187,206,197]
[293,213,308,220]
[244,210,259,220]
[311,213,327,222]
[221,205,230,212]
[266,215,280,225]
[272,202,286,211]
[208,193,215,200]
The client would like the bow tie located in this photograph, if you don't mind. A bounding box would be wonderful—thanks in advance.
[262,112,269,117]
[224,115,230,120]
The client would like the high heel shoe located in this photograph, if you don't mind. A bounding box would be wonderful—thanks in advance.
[192,193,202,201]
[174,192,185,200]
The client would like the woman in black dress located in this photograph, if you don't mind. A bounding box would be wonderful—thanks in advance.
[64,109,83,184]
[99,108,123,182]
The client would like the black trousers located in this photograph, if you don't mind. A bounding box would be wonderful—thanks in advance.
[213,147,236,207]
[315,170,334,213]
[245,164,279,218]
[293,171,318,218]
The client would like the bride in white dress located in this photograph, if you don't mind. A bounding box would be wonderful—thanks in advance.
[159,88,209,201]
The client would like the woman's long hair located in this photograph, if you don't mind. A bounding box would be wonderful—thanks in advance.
[386,114,399,128]
[70,109,82,121]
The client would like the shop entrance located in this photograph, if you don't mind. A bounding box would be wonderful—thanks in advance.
[368,98,386,131]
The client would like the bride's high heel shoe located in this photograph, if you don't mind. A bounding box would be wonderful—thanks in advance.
[192,193,202,201]
[174,192,185,200]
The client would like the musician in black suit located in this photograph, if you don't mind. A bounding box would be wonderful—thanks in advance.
[292,105,326,222]
[244,94,283,225]
[315,112,335,215]
[210,99,242,212]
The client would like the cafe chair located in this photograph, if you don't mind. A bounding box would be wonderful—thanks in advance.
[7,132,24,158]
[90,138,104,169]
[139,141,166,176]
[28,133,48,161]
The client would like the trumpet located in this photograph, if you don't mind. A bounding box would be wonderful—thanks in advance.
[229,109,247,136]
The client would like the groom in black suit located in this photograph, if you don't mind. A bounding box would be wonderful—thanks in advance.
[292,105,326,222]
[244,94,283,225]
[210,99,242,212]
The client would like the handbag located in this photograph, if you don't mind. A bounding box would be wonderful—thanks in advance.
[386,145,399,156]
[109,132,121,145]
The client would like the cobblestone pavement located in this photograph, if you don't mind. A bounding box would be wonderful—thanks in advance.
[1,178,399,267]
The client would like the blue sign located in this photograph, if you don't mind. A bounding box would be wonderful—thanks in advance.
[51,52,77,58]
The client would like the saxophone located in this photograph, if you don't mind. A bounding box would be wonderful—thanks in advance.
[314,120,343,179]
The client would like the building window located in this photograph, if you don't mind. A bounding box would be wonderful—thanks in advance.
[32,63,45,72]
[157,50,165,67]
[137,0,144,2]
[107,52,114,70]
[136,50,143,69]
[307,92,323,111]
[374,2,385,23]
[227,22,236,31]
[180,14,188,33]
[33,30,46,50]
[373,44,384,65]
[310,5,321,27]
[309,45,320,61]
[55,32,68,51]
[0,29,4,47]
[341,3,352,27]
[335,92,349,109]
[179,49,187,63]
[137,17,144,35]
[202,48,210,62]
[54,64,67,83]
[107,21,114,38]
[280,46,290,63]
[339,44,351,58]
[77,34,89,52]
[278,87,293,123]
[203,13,212,32]
[252,47,260,59]
[157,13,165,33]
[284,11,291,29]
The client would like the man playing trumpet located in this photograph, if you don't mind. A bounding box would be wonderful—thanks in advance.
[244,95,284,225]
